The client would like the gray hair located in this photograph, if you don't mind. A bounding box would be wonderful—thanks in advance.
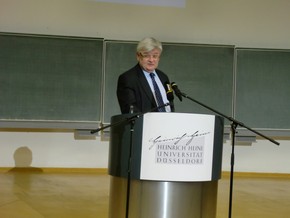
[136,37,163,54]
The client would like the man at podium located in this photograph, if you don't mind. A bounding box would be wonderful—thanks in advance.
[117,37,175,114]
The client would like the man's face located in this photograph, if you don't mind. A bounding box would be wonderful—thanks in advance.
[137,48,161,73]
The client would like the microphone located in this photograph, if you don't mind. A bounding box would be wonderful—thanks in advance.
[165,83,174,101]
[171,82,183,101]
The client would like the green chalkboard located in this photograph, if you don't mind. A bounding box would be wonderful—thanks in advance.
[159,43,234,117]
[0,33,103,129]
[103,40,137,123]
[235,48,290,130]
[3,33,289,131]
[103,40,234,124]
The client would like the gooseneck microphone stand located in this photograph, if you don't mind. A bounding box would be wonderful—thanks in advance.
[176,90,279,218]
[90,103,170,218]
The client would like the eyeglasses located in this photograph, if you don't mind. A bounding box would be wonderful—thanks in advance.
[139,53,160,60]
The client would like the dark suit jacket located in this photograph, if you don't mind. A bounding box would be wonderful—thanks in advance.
[117,64,174,114]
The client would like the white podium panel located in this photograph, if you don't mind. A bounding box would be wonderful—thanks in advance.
[140,112,216,181]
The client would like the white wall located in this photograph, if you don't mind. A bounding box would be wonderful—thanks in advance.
[0,131,109,168]
[0,0,290,173]
[1,0,290,48]
[222,139,289,173]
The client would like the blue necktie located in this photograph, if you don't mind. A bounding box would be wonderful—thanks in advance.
[150,73,166,112]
